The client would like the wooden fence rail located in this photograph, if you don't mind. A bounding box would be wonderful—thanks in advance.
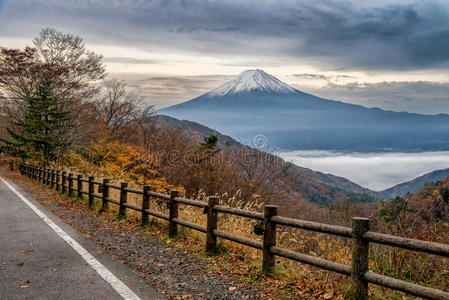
[17,162,449,300]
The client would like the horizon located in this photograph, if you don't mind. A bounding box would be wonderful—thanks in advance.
[1,0,449,113]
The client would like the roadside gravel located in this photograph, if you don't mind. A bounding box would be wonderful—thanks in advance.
[2,168,268,300]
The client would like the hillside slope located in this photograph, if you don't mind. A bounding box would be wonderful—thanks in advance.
[156,115,377,205]
[378,168,449,199]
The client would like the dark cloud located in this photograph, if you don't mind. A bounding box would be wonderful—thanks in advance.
[1,0,449,71]
[172,26,240,34]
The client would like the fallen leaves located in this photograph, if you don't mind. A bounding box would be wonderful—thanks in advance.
[16,263,24,268]
[20,280,31,288]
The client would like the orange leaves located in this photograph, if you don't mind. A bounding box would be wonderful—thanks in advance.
[60,139,180,194]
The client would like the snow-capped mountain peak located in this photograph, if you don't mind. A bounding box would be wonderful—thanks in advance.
[205,69,298,97]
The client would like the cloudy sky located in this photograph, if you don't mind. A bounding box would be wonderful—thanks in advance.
[1,0,449,113]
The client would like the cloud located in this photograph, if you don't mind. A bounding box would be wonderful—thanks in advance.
[278,150,449,190]
[103,57,165,65]
[111,73,232,108]
[302,81,449,114]
[1,0,449,71]
[172,26,240,34]
[292,73,357,82]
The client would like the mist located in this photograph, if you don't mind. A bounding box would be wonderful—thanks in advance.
[277,150,449,191]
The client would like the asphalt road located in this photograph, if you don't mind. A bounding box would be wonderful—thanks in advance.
[0,175,165,300]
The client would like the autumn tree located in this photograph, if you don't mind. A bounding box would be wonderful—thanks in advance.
[0,28,106,163]
[2,75,75,163]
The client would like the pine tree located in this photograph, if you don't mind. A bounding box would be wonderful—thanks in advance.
[198,135,219,152]
[2,75,74,165]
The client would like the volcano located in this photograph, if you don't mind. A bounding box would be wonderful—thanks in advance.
[159,69,449,152]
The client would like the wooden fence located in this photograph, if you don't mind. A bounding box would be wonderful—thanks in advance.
[17,162,449,300]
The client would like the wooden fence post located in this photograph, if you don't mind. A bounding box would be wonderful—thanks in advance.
[263,205,278,273]
[119,182,128,217]
[88,176,94,208]
[68,173,74,197]
[9,160,14,171]
[141,185,151,226]
[169,190,179,237]
[56,171,61,191]
[51,170,55,189]
[206,196,219,253]
[37,168,41,183]
[351,217,370,300]
[47,168,51,185]
[44,168,48,184]
[101,178,109,211]
[61,171,67,194]
[77,175,82,198]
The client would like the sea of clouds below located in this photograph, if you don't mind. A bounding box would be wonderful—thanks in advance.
[276,150,449,191]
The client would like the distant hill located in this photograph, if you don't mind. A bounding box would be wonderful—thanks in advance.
[156,115,377,206]
[377,168,449,199]
[159,69,449,152]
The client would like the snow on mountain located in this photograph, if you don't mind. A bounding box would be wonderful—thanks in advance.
[205,69,298,97]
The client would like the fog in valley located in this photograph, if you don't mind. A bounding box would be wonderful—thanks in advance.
[277,150,449,191]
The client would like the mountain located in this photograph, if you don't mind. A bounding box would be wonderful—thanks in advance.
[159,69,449,152]
[377,168,449,199]
[156,115,377,205]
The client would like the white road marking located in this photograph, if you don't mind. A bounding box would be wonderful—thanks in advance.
[0,176,141,300]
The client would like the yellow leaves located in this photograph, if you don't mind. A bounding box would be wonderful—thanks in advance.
[433,189,440,198]
[60,139,181,194]
[317,237,351,265]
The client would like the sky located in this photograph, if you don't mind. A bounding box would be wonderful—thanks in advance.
[1,0,449,113]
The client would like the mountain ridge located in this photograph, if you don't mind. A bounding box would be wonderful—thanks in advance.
[378,168,449,199]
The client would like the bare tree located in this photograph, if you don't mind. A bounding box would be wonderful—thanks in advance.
[96,79,154,141]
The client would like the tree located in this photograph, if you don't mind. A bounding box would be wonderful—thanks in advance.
[2,76,74,164]
[0,28,106,163]
[199,135,219,151]
[95,79,154,141]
